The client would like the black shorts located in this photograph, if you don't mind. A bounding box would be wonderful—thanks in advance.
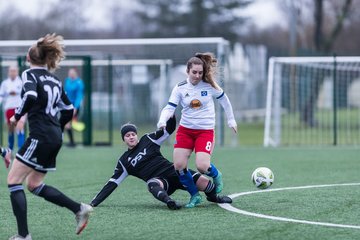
[156,169,201,196]
[16,137,62,173]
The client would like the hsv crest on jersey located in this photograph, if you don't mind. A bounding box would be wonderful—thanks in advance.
[201,91,207,96]
[190,99,202,109]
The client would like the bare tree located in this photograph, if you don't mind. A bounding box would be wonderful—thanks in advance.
[108,2,142,38]
[42,0,88,38]
[134,0,251,45]
[314,0,352,52]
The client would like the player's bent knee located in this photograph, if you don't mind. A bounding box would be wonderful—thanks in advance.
[195,163,210,174]
[196,167,208,174]
[193,172,201,183]
[147,179,161,191]
[27,183,39,192]
[173,162,187,171]
[29,183,45,195]
[26,179,44,192]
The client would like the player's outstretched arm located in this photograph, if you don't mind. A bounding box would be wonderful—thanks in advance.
[90,165,128,207]
[157,104,176,129]
[165,115,176,135]
[90,181,118,207]
[217,93,237,133]
[148,115,176,145]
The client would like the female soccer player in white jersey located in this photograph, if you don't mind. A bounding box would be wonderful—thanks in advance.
[157,52,237,208]
[0,66,27,150]
[7,34,93,240]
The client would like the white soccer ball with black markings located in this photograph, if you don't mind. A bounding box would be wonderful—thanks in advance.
[251,167,274,189]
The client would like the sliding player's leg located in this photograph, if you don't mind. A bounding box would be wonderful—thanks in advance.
[147,178,181,210]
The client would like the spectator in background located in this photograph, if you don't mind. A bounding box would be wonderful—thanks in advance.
[0,66,27,151]
[64,68,84,147]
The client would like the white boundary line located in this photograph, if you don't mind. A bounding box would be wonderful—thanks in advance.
[219,183,360,230]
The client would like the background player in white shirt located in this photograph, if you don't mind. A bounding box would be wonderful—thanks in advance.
[0,66,27,150]
[157,52,237,208]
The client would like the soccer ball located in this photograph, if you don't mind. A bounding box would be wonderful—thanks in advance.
[251,167,274,189]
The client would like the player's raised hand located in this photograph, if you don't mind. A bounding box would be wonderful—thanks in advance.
[1,147,11,169]
[9,115,18,127]
[228,119,237,133]
[231,126,237,134]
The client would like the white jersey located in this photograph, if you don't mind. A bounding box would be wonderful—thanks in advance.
[0,76,23,110]
[158,79,236,130]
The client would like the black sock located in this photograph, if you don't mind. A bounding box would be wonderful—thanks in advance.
[67,129,74,145]
[147,181,171,203]
[204,181,217,200]
[9,184,29,237]
[31,184,81,214]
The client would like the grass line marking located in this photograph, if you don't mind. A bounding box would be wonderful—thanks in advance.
[219,183,360,230]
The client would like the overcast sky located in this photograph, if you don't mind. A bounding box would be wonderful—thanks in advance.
[0,0,286,30]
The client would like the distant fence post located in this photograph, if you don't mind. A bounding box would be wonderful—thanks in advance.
[332,54,337,146]
[82,56,92,146]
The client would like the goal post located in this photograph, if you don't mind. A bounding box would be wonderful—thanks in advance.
[57,57,173,146]
[0,37,231,146]
[15,55,94,146]
[264,56,360,147]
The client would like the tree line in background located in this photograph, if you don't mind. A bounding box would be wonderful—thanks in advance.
[0,0,358,56]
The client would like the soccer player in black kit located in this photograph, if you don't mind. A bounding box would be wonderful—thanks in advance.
[90,115,232,210]
[7,34,93,240]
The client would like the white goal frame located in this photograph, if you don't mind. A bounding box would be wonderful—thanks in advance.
[0,37,231,146]
[264,56,360,147]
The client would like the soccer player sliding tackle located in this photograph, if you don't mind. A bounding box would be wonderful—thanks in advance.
[90,115,232,210]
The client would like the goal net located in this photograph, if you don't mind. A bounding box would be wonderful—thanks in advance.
[0,38,232,146]
[264,56,360,147]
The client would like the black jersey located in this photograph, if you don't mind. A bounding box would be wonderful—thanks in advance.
[15,67,73,143]
[91,117,177,206]
[118,133,175,181]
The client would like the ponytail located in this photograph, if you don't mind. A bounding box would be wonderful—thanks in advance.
[187,52,220,90]
[28,33,65,71]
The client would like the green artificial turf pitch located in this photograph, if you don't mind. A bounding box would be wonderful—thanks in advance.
[0,145,359,239]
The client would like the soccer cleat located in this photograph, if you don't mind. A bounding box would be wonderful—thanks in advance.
[1,147,11,169]
[185,193,202,208]
[8,234,32,240]
[166,199,182,210]
[75,203,93,235]
[213,171,223,194]
[206,195,232,204]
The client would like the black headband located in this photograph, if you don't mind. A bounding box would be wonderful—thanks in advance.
[121,124,137,140]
